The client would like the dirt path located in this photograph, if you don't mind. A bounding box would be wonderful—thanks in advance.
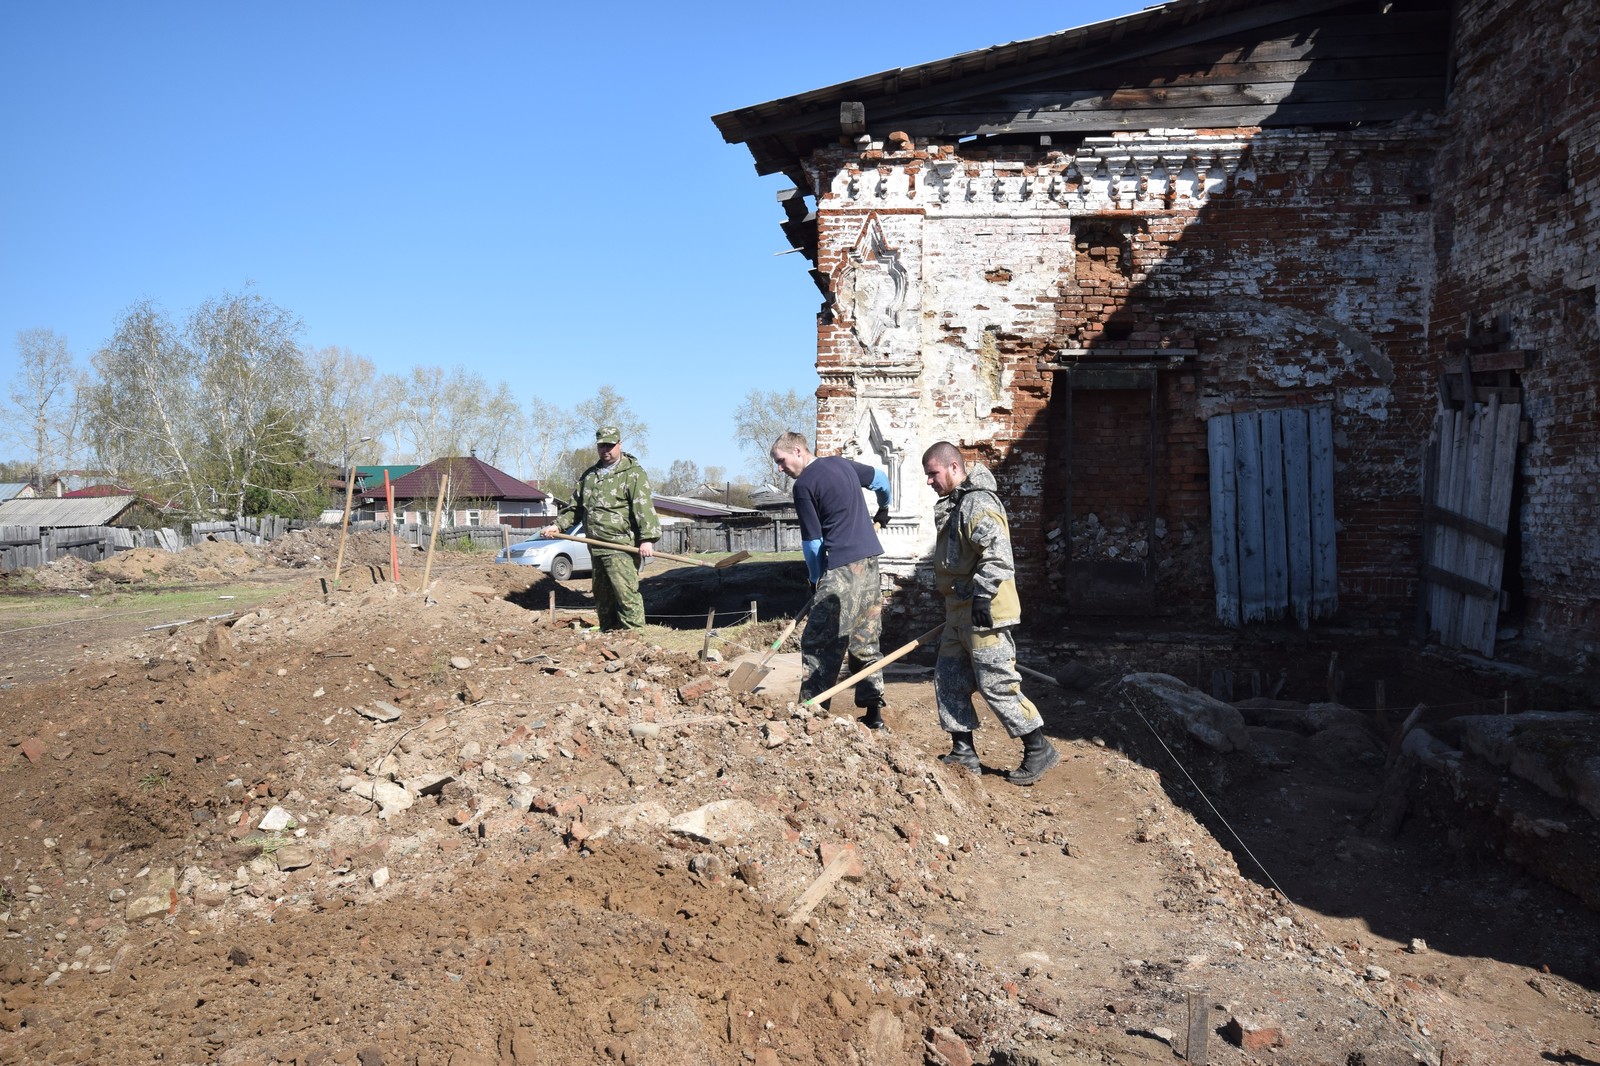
[0,543,1595,1065]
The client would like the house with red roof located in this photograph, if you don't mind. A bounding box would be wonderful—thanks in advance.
[359,455,552,530]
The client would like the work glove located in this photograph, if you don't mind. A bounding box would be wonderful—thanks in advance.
[873,506,891,529]
[970,597,993,629]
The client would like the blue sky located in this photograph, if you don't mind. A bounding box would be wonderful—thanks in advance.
[1,0,1136,475]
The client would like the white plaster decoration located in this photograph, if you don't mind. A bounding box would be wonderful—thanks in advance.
[832,215,910,354]
[844,405,906,515]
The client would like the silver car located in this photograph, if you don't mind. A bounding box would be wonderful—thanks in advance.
[495,524,592,580]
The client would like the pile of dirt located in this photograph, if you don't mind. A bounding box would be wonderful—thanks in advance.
[0,553,1596,1065]
[29,554,96,591]
[265,526,408,570]
[93,546,179,583]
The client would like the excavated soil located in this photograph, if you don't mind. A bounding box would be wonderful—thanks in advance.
[0,538,1597,1066]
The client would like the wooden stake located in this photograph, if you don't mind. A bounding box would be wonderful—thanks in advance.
[749,599,758,625]
[384,470,398,581]
[701,607,716,660]
[421,473,448,597]
[786,846,862,924]
[332,461,357,588]
[548,589,555,626]
[1185,989,1210,1063]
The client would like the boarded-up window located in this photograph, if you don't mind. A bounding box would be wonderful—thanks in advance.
[1208,406,1337,627]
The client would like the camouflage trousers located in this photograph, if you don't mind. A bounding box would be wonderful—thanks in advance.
[800,557,884,710]
[591,550,645,631]
[935,617,1042,738]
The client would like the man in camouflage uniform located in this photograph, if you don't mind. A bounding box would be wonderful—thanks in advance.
[921,440,1058,786]
[770,431,892,727]
[545,425,660,632]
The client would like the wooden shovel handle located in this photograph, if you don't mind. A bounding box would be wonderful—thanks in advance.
[547,531,712,567]
[803,623,945,708]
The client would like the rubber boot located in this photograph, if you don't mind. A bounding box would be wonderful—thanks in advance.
[859,699,888,731]
[938,731,981,773]
[1009,728,1060,786]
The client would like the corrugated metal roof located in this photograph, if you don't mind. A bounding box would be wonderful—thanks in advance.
[0,496,137,527]
[652,494,762,519]
[0,483,33,501]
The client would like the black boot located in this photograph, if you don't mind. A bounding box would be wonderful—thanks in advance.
[1009,728,1060,786]
[938,731,980,773]
[859,699,888,731]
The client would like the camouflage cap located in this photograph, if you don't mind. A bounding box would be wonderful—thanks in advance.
[595,425,622,445]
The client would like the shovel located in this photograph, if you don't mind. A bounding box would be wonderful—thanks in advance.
[803,622,946,708]
[548,531,751,569]
[729,596,817,693]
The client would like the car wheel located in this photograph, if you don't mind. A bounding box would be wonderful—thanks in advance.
[550,554,574,581]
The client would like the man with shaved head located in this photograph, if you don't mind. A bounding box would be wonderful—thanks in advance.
[921,440,1058,785]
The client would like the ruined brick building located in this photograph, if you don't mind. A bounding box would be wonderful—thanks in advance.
[714,0,1598,663]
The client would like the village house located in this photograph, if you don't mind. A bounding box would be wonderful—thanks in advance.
[368,455,553,530]
[714,0,1598,662]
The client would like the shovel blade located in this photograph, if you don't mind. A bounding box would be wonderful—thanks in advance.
[712,551,753,569]
[728,660,771,693]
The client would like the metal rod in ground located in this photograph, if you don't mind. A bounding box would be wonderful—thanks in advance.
[1185,989,1209,1063]
[804,623,945,708]
[701,607,716,660]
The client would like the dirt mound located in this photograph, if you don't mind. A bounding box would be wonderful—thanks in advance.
[266,526,407,570]
[29,554,96,590]
[1,554,1596,1065]
[94,546,179,583]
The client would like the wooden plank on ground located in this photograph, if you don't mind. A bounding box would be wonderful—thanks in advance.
[1207,414,1239,627]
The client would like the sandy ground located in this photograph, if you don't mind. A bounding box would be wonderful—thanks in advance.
[0,533,1596,1065]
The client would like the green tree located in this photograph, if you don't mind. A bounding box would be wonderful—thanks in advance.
[87,290,313,519]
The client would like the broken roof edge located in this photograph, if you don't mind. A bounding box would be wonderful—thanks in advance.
[710,0,1256,143]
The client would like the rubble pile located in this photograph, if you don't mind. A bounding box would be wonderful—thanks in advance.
[0,556,1592,1064]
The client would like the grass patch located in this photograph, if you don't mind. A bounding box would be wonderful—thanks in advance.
[0,581,282,634]
[137,771,171,792]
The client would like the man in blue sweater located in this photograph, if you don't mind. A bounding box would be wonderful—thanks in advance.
[770,431,892,728]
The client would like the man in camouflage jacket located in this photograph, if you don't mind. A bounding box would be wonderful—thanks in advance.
[921,440,1059,786]
[546,425,660,631]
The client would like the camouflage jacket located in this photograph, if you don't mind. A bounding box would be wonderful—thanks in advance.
[557,453,661,551]
[931,462,1022,626]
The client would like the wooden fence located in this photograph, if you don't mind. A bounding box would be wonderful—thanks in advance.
[657,520,803,555]
[2,515,800,572]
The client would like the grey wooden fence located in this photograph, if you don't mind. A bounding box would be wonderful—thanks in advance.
[657,520,802,555]
[2,514,801,573]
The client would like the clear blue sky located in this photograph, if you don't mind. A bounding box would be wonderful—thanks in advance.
[1,0,1136,475]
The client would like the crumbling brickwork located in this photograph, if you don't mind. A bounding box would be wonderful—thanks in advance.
[807,128,1439,624]
[1431,0,1600,652]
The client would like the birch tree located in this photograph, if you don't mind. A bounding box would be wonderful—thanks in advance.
[6,328,79,485]
[733,387,816,482]
[87,292,314,519]
[305,346,388,469]
[87,301,206,512]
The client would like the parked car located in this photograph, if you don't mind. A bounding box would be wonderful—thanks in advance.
[495,525,591,580]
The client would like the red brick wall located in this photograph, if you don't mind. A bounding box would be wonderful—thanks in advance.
[1433,0,1600,653]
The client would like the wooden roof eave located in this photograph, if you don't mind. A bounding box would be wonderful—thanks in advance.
[714,0,1368,166]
